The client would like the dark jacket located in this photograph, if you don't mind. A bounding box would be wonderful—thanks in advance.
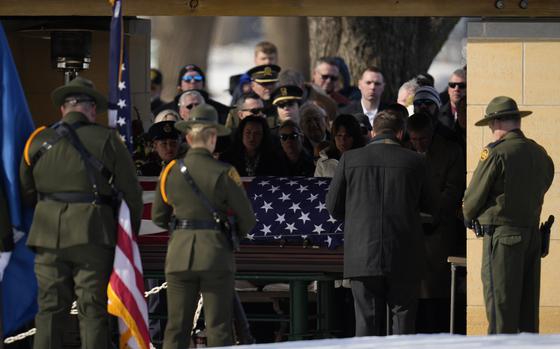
[326,134,438,280]
[340,100,387,116]
[280,149,316,177]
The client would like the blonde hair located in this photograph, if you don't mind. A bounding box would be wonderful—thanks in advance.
[187,124,217,145]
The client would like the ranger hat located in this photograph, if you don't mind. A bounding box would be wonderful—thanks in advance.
[271,85,303,106]
[247,64,281,84]
[475,96,532,126]
[175,104,230,136]
[148,121,179,141]
[51,76,108,113]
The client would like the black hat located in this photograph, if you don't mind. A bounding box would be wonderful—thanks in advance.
[247,64,281,84]
[176,64,206,87]
[150,68,163,85]
[353,113,372,132]
[271,85,304,106]
[148,121,180,141]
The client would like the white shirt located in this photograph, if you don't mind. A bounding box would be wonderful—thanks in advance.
[361,99,379,127]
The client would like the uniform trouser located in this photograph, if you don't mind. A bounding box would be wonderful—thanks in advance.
[33,245,114,349]
[482,225,541,334]
[163,270,234,349]
[350,276,419,336]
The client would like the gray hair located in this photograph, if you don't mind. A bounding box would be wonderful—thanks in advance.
[398,78,420,97]
[178,90,205,106]
[450,68,466,80]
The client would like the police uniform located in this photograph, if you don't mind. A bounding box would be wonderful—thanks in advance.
[247,64,281,124]
[138,120,181,176]
[19,77,143,349]
[151,105,256,348]
[270,84,304,131]
[463,96,555,334]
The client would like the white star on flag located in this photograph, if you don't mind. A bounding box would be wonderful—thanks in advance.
[117,117,126,127]
[328,215,337,223]
[117,99,127,109]
[317,180,328,186]
[315,202,327,212]
[261,201,273,213]
[287,180,298,186]
[258,180,270,187]
[260,224,272,236]
[296,185,308,193]
[336,223,343,232]
[275,214,286,224]
[279,193,291,202]
[118,80,126,91]
[307,193,319,202]
[268,185,280,193]
[285,223,297,233]
[253,193,262,200]
[298,212,310,224]
[313,224,325,234]
[273,235,282,240]
[247,234,255,240]
[289,202,301,213]
[326,235,333,247]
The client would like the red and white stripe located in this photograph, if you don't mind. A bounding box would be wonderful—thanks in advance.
[108,201,151,349]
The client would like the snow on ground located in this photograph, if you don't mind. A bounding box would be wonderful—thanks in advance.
[225,333,560,349]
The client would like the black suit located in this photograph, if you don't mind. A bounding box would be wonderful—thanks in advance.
[326,134,437,336]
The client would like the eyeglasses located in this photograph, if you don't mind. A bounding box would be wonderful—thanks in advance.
[413,99,436,107]
[241,108,264,114]
[279,133,300,141]
[448,82,466,89]
[320,74,338,82]
[276,101,297,109]
[180,102,200,110]
[182,75,203,83]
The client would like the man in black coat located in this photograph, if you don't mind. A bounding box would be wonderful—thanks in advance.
[326,111,438,336]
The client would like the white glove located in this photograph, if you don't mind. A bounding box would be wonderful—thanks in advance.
[0,251,12,282]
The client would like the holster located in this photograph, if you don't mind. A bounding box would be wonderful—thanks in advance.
[540,215,554,258]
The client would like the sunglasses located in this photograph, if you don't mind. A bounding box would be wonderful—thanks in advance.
[413,99,436,107]
[448,82,466,89]
[182,75,203,83]
[279,133,300,141]
[276,101,297,109]
[320,74,338,82]
[180,102,200,110]
[241,108,264,114]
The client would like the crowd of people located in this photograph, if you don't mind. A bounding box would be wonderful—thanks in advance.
[18,37,553,349]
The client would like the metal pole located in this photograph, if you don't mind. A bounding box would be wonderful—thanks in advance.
[450,263,456,334]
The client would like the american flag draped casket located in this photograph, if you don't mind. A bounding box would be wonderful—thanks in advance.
[139,176,344,249]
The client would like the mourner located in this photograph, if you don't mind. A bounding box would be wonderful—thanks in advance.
[19,77,143,349]
[326,111,438,336]
[463,96,554,334]
[152,104,256,348]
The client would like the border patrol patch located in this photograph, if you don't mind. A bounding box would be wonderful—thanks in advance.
[228,167,242,187]
[480,147,489,161]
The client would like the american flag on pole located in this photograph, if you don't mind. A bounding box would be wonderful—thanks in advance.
[108,0,133,151]
[107,1,150,348]
[108,202,150,349]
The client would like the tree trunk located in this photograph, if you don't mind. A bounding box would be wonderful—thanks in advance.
[308,17,459,101]
[151,16,216,101]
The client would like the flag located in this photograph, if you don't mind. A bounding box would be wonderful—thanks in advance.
[245,176,343,249]
[108,201,150,349]
[0,22,38,336]
[108,0,133,151]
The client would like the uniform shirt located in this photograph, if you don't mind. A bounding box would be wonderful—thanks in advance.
[152,147,256,273]
[20,111,143,249]
[463,129,554,227]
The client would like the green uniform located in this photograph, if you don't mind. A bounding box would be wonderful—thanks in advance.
[152,147,255,348]
[463,129,554,333]
[0,184,14,251]
[20,111,143,349]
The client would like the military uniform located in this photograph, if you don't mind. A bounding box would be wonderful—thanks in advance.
[152,105,255,348]
[19,77,143,349]
[463,96,554,334]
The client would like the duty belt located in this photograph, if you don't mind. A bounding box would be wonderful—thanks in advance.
[170,218,221,231]
[38,192,115,206]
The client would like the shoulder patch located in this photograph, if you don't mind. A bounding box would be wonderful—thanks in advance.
[480,147,489,161]
[24,126,47,166]
[159,159,176,204]
[228,167,242,187]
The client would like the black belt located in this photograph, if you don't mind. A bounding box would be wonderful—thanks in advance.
[170,219,221,231]
[38,192,115,206]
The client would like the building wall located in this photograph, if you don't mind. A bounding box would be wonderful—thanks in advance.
[467,21,560,335]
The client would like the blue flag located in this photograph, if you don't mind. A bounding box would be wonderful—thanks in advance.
[108,0,133,151]
[0,23,38,336]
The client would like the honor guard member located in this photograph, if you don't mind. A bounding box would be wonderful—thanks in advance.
[19,77,143,349]
[247,64,281,123]
[463,96,554,334]
[152,104,256,348]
